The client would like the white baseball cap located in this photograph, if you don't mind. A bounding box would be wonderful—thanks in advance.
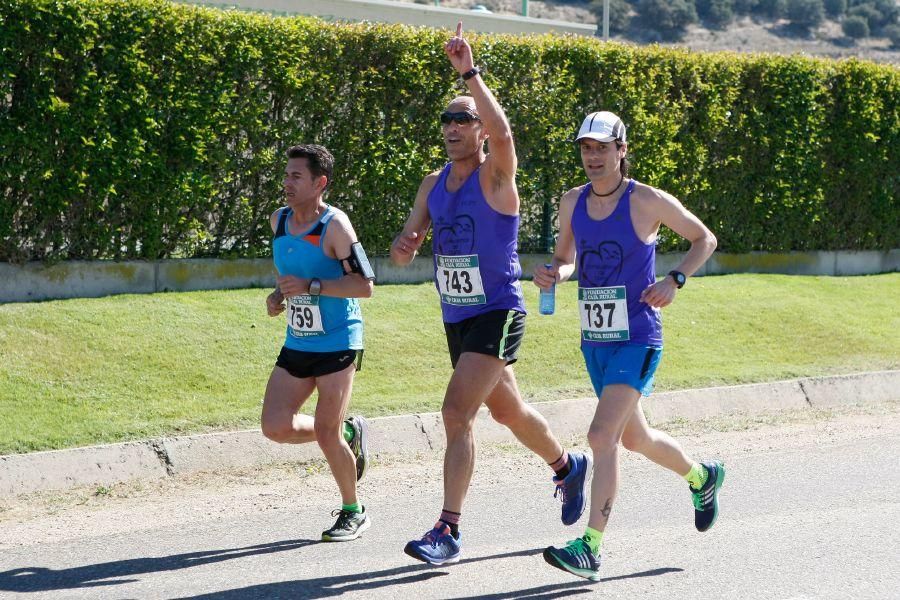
[575,111,626,143]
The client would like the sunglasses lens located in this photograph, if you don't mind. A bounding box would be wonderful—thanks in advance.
[440,112,478,125]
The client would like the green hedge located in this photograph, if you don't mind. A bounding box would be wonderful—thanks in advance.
[1,0,898,262]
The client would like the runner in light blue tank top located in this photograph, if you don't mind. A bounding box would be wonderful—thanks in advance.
[534,112,724,581]
[390,24,582,569]
[261,144,375,543]
[273,205,363,352]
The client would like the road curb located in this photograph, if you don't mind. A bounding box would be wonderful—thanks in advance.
[2,370,897,497]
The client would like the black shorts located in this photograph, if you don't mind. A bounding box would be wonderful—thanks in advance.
[275,347,363,379]
[443,309,526,368]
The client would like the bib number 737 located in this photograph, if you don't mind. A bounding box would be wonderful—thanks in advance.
[579,286,630,342]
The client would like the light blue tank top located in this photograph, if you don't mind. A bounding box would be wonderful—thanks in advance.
[427,163,526,323]
[272,206,363,352]
[572,180,663,347]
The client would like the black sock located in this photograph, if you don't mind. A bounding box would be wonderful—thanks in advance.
[555,457,572,480]
[439,519,460,539]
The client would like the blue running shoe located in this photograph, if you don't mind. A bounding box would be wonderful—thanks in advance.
[403,523,461,565]
[543,537,601,581]
[553,451,592,525]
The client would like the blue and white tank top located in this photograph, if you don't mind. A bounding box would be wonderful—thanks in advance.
[272,206,363,351]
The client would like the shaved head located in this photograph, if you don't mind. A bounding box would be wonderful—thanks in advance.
[446,96,477,113]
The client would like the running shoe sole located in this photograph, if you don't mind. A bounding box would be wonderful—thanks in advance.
[353,415,370,482]
[321,515,371,542]
[543,547,601,582]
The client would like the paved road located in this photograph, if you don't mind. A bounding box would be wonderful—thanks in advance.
[1,404,898,599]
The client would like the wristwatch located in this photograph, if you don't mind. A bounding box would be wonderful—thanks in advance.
[461,66,482,81]
[308,278,322,296]
[668,270,686,289]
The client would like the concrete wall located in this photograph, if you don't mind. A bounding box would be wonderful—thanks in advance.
[2,250,896,303]
[183,0,598,35]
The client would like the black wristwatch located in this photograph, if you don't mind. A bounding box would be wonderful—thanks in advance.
[308,278,322,296]
[668,270,686,289]
[461,66,482,81]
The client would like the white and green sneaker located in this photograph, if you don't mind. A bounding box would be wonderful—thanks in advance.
[543,537,601,582]
[321,508,371,542]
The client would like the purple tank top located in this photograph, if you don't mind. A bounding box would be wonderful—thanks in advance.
[572,180,663,347]
[428,163,526,323]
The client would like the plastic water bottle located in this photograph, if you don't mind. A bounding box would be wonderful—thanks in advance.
[539,263,556,315]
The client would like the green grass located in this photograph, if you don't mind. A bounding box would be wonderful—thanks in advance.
[1,273,897,454]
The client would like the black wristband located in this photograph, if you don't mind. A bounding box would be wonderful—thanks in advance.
[461,66,482,81]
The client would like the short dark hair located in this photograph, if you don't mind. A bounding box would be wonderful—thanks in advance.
[286,144,334,190]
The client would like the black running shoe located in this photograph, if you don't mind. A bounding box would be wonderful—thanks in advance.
[321,507,370,542]
[691,460,725,532]
[346,415,370,481]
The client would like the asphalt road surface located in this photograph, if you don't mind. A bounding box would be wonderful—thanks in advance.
[1,403,898,599]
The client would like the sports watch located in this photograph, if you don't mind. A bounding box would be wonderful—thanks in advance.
[308,278,322,296]
[668,270,686,289]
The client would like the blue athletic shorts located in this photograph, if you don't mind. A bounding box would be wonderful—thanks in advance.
[581,344,663,397]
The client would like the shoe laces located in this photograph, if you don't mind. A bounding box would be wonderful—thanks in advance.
[553,480,568,504]
[564,537,590,557]
[422,524,450,547]
[330,509,355,528]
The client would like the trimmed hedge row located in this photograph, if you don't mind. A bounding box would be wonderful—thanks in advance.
[1,0,898,262]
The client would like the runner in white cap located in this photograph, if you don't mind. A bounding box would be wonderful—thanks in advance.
[534,111,724,581]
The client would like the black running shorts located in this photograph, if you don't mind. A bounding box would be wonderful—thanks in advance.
[275,347,362,379]
[443,309,526,368]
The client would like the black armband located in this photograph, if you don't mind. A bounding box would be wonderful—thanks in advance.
[343,242,376,282]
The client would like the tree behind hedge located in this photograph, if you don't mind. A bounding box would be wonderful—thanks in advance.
[1,0,898,262]
[823,0,847,17]
[843,14,870,37]
[786,0,826,29]
[635,0,699,40]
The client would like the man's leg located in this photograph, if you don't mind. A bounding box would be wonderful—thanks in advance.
[621,400,725,532]
[585,383,641,532]
[544,383,639,581]
[260,366,316,444]
[315,363,372,542]
[484,366,562,463]
[484,367,591,525]
[441,351,509,513]
[404,351,507,565]
[620,399,692,474]
[313,363,358,507]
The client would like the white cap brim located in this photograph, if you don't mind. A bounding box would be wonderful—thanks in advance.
[575,133,617,143]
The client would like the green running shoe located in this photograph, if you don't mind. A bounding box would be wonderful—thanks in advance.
[346,415,370,482]
[543,537,601,582]
[321,507,370,542]
[691,460,725,532]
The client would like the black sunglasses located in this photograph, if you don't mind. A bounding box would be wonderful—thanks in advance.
[440,111,481,125]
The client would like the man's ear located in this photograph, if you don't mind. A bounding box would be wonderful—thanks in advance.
[316,175,328,193]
